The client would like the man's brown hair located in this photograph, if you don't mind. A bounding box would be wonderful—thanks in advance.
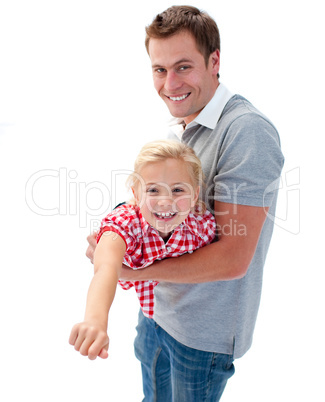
[145,5,220,69]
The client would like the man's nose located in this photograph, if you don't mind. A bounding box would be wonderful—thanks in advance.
[164,71,182,92]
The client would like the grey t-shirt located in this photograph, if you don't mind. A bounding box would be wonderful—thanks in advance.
[153,95,284,359]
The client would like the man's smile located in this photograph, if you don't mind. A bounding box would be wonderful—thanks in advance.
[166,93,190,102]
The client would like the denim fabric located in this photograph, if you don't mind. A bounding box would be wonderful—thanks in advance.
[134,311,235,402]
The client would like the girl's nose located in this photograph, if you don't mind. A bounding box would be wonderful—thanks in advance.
[157,197,173,207]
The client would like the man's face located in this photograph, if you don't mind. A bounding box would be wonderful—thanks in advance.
[148,31,220,125]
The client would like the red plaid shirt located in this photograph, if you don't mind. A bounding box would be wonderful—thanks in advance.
[97,204,216,318]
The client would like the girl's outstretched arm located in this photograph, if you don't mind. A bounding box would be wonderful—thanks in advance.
[69,232,126,360]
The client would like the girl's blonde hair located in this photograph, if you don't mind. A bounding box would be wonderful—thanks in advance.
[127,139,206,211]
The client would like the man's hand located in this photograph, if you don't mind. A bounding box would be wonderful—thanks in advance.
[86,232,98,264]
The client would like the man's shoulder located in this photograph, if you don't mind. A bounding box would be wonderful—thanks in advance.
[221,95,273,125]
[216,94,278,139]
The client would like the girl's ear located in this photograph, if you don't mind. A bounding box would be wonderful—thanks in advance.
[131,187,139,205]
[191,186,200,208]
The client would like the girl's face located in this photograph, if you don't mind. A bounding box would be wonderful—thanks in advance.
[133,158,199,239]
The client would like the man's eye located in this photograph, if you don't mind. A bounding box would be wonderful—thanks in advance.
[155,68,166,73]
[179,65,190,71]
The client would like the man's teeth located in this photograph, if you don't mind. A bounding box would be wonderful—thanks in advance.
[155,212,176,218]
[169,94,189,101]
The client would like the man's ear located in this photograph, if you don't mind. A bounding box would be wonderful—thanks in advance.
[210,49,220,75]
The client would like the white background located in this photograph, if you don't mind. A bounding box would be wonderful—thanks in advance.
[0,0,324,401]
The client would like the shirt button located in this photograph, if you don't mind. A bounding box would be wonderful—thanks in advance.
[167,247,172,252]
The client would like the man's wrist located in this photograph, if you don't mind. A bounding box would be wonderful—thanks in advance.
[120,265,153,281]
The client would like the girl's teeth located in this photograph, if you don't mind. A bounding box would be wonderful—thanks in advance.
[156,212,176,218]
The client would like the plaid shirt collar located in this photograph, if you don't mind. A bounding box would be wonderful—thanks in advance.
[137,207,151,235]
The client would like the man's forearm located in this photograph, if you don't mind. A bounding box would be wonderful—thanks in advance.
[120,239,250,284]
[120,203,268,284]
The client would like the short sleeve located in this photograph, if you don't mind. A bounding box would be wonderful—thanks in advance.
[97,205,138,252]
[214,113,284,207]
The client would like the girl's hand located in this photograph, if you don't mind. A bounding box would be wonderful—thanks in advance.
[69,321,109,360]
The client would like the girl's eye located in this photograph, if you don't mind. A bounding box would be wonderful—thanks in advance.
[147,188,158,193]
[173,188,184,193]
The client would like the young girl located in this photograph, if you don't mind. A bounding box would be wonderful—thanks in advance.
[69,140,216,360]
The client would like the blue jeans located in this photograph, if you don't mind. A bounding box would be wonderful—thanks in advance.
[134,311,235,402]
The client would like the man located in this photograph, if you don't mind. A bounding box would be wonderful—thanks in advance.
[86,6,284,401]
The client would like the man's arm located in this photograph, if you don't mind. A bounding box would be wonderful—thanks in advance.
[119,201,268,283]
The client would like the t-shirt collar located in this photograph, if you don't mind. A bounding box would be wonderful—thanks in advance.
[169,83,234,139]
